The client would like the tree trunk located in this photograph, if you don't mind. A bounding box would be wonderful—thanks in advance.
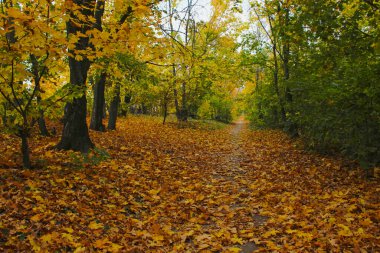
[57,94,94,152]
[103,102,107,118]
[162,95,168,125]
[108,84,120,130]
[57,58,94,152]
[56,0,95,152]
[21,133,31,169]
[173,88,182,121]
[37,95,50,136]
[180,82,188,121]
[38,114,49,136]
[272,42,286,124]
[255,68,263,119]
[90,72,106,131]
[282,6,292,104]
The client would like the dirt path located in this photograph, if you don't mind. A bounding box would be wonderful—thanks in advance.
[212,116,248,181]
[215,117,267,252]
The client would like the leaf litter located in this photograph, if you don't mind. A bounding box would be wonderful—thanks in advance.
[0,116,379,252]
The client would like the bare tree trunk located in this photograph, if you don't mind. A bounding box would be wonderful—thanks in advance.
[255,68,264,119]
[20,131,31,169]
[282,5,292,104]
[90,72,106,131]
[108,84,120,130]
[180,82,188,121]
[172,66,182,121]
[162,92,169,124]
[57,93,94,152]
[273,42,286,124]
[37,95,50,136]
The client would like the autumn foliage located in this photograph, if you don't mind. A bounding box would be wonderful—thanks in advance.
[1,0,379,251]
[0,116,378,252]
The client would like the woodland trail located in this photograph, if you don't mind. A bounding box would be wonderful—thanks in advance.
[0,116,379,252]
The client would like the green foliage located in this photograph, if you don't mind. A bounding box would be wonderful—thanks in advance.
[198,100,213,119]
[198,94,233,123]
[245,0,380,168]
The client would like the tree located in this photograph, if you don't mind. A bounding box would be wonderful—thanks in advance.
[0,0,66,168]
[55,0,98,152]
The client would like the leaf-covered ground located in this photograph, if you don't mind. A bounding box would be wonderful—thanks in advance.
[0,116,379,252]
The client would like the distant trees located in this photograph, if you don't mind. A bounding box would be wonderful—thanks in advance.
[157,0,241,123]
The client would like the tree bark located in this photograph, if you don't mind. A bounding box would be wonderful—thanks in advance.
[21,132,31,169]
[162,93,168,124]
[38,116,49,136]
[57,94,93,152]
[255,68,263,119]
[90,72,106,131]
[37,97,50,136]
[282,5,292,104]
[56,0,95,152]
[173,87,182,121]
[273,42,286,124]
[108,84,120,130]
[180,82,188,121]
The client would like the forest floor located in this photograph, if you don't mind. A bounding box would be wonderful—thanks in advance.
[0,116,379,252]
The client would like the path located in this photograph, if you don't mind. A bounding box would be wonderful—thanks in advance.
[226,117,263,252]
[212,116,248,181]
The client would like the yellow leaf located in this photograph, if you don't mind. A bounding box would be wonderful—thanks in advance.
[149,188,161,195]
[88,221,103,230]
[75,55,83,61]
[33,195,44,202]
[231,235,243,245]
[45,151,53,158]
[74,247,86,253]
[286,229,297,234]
[26,180,38,190]
[28,235,41,252]
[360,218,372,226]
[40,233,53,244]
[262,229,278,238]
[31,213,43,222]
[196,194,205,201]
[62,233,74,242]
[109,243,123,252]
[252,238,261,244]
[337,224,353,237]
[94,238,110,248]
[295,231,313,241]
[152,235,164,241]
[356,228,364,235]
[64,227,74,233]
[195,234,212,242]
[266,240,280,250]
[227,247,241,253]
